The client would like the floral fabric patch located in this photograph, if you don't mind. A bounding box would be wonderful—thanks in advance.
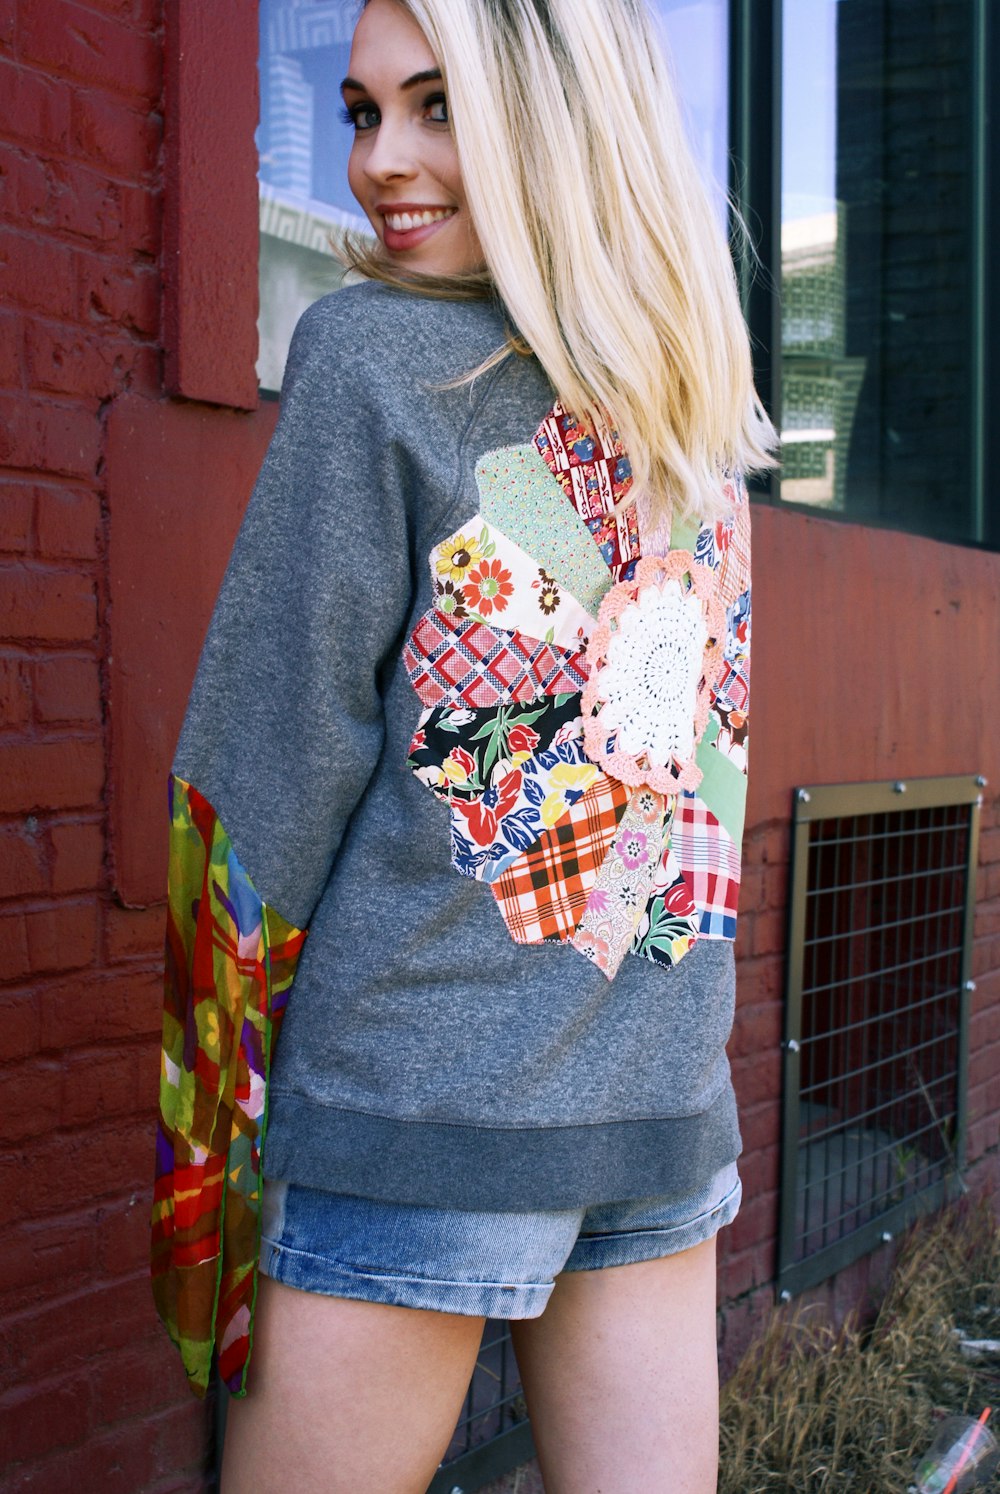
[151,775,305,1398]
[430,516,595,651]
[570,785,667,978]
[403,405,752,979]
[475,444,614,617]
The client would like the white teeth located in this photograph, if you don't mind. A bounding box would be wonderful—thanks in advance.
[385,207,455,232]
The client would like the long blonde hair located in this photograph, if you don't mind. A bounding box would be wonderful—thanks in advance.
[339,0,779,525]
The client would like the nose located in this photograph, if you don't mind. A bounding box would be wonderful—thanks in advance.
[360,112,418,184]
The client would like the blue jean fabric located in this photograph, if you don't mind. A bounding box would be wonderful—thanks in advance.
[259,1162,741,1319]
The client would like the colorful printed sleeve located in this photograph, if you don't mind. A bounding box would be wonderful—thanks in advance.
[151,776,305,1398]
[150,293,416,1397]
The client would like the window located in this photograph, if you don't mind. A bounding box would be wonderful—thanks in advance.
[778,0,987,543]
[778,776,982,1296]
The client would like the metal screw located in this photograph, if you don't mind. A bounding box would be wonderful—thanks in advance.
[975,774,988,788]
[881,1231,893,1244]
[779,1289,792,1302]
[893,781,907,794]
[784,1038,801,1053]
[449,1486,464,1493]
[796,788,811,803]
[965,980,977,993]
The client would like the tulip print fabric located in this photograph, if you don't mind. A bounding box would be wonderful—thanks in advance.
[405,402,752,980]
[151,776,305,1397]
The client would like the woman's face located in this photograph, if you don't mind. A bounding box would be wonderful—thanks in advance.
[342,0,484,276]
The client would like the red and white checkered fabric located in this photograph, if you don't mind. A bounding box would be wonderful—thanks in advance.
[404,608,589,710]
[671,794,741,938]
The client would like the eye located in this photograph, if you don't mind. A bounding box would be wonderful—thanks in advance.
[339,101,380,132]
[424,92,449,124]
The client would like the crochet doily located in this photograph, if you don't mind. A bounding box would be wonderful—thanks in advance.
[581,552,725,792]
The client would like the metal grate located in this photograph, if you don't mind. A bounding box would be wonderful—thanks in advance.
[778,776,983,1296]
[428,1323,534,1494]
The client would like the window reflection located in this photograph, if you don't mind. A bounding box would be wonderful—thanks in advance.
[256,0,731,391]
[780,0,975,540]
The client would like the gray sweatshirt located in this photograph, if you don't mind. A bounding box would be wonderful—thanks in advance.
[173,280,748,1211]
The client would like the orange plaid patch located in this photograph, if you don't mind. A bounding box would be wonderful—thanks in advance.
[492,775,629,944]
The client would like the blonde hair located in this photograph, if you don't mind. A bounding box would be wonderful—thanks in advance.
[339,0,779,525]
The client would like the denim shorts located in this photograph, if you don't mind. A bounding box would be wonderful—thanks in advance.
[258,1161,741,1318]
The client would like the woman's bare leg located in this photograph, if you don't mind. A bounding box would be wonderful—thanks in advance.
[221,1275,486,1494]
[510,1235,720,1494]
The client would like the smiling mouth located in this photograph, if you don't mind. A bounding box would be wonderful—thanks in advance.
[382,207,457,233]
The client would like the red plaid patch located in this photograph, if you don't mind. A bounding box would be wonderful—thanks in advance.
[672,795,741,938]
[716,492,751,606]
[492,775,629,944]
[404,608,589,709]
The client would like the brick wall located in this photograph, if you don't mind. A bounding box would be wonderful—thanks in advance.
[0,2,210,1488]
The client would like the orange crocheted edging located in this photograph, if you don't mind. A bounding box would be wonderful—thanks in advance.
[581,551,725,793]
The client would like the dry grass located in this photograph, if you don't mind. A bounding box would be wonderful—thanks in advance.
[718,1199,1000,1493]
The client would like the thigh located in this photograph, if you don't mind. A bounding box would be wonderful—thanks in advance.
[510,1235,721,1494]
[221,1274,486,1494]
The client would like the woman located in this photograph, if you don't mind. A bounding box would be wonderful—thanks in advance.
[151,1,778,1489]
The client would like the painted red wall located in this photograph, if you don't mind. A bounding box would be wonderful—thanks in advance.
[0,2,997,1490]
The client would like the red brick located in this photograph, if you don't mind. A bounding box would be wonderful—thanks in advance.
[90,1342,179,1427]
[0,226,77,318]
[981,827,1000,867]
[105,902,165,962]
[974,899,1000,940]
[718,1241,774,1302]
[39,967,161,1048]
[60,1042,154,1127]
[0,0,13,50]
[5,1272,159,1396]
[78,252,159,337]
[736,1145,780,1198]
[738,1099,782,1157]
[34,654,102,724]
[0,306,21,388]
[0,58,73,150]
[0,909,29,981]
[0,1213,97,1318]
[9,1421,157,1493]
[26,317,151,401]
[5,1117,154,1223]
[49,818,104,892]
[35,485,101,561]
[0,392,101,478]
[0,140,52,225]
[0,826,47,897]
[0,737,104,814]
[750,908,787,958]
[734,953,783,1004]
[0,1059,62,1143]
[0,485,32,552]
[980,864,1000,903]
[0,991,40,1062]
[1,563,96,641]
[0,653,32,726]
[729,998,783,1059]
[20,1,160,103]
[0,1373,91,1468]
[24,899,98,974]
[70,87,160,181]
[95,1189,151,1276]
[726,1188,780,1257]
[149,1398,212,1482]
[731,1050,782,1108]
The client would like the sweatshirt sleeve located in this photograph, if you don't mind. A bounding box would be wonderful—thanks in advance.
[151,292,416,1400]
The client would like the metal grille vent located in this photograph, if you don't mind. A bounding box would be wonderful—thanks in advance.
[778,776,982,1296]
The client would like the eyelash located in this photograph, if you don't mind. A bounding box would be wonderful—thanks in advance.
[339,93,449,132]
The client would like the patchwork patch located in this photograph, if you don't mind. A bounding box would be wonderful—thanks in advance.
[493,774,630,943]
[534,403,640,582]
[403,609,588,711]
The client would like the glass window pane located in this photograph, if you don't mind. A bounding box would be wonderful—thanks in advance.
[780,0,977,541]
[257,0,730,392]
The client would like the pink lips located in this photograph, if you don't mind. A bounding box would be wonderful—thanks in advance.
[378,204,456,253]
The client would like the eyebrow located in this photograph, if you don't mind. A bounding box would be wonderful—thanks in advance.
[340,68,442,94]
